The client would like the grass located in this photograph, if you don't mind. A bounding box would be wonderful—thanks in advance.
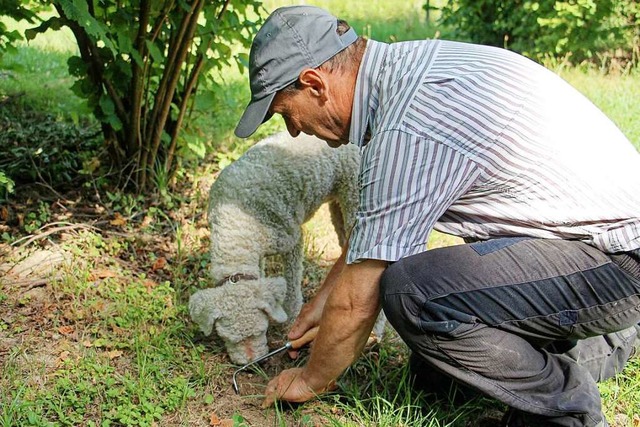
[1,1,640,426]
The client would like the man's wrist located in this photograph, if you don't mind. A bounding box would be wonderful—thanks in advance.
[300,366,335,393]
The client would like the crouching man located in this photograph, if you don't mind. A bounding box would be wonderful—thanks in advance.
[234,5,640,426]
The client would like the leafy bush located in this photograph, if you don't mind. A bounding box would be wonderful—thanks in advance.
[0,0,39,57]
[22,0,263,191]
[438,0,640,68]
[0,101,101,189]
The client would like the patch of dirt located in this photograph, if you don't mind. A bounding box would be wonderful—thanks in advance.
[0,176,348,426]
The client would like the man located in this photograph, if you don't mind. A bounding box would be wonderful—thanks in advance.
[234,5,640,426]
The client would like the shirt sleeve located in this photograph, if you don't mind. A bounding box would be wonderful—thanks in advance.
[347,129,480,263]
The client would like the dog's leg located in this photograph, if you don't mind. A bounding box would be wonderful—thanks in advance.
[282,236,304,319]
[328,200,347,248]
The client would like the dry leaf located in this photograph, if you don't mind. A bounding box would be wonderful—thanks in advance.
[219,420,234,427]
[209,413,221,426]
[0,206,8,221]
[110,213,127,226]
[58,326,74,335]
[143,279,158,293]
[107,350,123,360]
[141,215,153,228]
[82,340,93,348]
[88,269,118,281]
[151,257,167,271]
[633,414,640,427]
[56,350,71,367]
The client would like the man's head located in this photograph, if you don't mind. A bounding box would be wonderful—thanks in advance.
[234,6,365,146]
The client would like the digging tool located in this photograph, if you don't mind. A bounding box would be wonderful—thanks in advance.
[232,326,319,394]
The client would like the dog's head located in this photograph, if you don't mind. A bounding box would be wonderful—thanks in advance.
[189,276,288,364]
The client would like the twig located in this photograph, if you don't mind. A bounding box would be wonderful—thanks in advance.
[1,274,62,290]
[11,222,100,247]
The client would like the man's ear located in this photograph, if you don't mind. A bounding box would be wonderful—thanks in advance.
[298,68,327,100]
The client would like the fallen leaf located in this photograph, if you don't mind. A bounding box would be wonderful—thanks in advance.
[107,350,123,360]
[82,340,93,348]
[141,215,153,228]
[56,350,71,367]
[0,206,8,221]
[110,213,127,226]
[151,257,167,271]
[143,279,158,293]
[220,420,234,427]
[88,269,118,281]
[633,414,640,427]
[58,326,74,335]
[209,413,221,426]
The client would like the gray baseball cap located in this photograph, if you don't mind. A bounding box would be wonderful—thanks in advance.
[234,5,358,138]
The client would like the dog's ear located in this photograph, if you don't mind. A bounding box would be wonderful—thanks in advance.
[253,277,288,323]
[189,289,222,336]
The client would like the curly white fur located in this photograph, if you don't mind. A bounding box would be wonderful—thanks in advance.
[189,277,288,364]
[190,132,385,365]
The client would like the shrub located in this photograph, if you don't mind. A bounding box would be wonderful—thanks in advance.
[438,0,640,68]
[24,0,262,191]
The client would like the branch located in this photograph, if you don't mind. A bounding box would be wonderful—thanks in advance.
[165,52,204,171]
[127,0,151,159]
[11,223,100,248]
[141,0,199,188]
[54,4,128,141]
[217,0,231,20]
[145,0,205,186]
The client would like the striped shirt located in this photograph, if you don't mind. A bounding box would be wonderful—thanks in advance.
[347,39,640,264]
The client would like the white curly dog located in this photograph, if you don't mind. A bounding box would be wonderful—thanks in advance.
[189,132,386,365]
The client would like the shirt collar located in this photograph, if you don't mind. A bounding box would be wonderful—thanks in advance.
[349,40,388,148]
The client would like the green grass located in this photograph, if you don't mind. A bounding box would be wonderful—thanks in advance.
[0,45,89,120]
[1,2,639,426]
[263,0,448,42]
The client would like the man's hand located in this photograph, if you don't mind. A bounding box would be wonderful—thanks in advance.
[261,368,336,408]
[287,303,323,359]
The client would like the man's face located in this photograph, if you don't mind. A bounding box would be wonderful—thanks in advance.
[268,70,352,147]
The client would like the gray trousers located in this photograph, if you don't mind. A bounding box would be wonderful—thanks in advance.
[380,238,640,427]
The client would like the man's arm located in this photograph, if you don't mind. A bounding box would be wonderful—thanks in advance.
[262,258,387,407]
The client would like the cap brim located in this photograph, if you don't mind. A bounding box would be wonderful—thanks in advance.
[234,92,277,138]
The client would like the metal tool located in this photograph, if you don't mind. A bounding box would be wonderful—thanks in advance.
[232,326,319,394]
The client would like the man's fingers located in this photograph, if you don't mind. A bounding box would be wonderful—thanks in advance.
[289,326,319,349]
[262,379,279,408]
[261,394,275,408]
[288,318,311,340]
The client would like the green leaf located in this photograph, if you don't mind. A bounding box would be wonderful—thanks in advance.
[0,171,15,194]
[99,94,115,116]
[194,90,216,110]
[145,40,164,63]
[24,17,63,41]
[236,52,249,74]
[59,0,117,55]
[67,55,87,77]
